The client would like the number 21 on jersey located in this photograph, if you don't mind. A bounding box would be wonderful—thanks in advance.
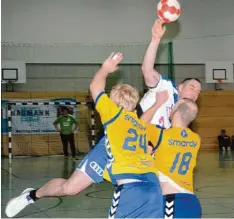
[122,128,147,153]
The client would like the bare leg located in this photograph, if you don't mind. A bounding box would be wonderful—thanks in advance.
[5,136,107,218]
[5,170,94,218]
[36,170,93,198]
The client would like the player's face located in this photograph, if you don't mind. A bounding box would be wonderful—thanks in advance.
[179,80,201,102]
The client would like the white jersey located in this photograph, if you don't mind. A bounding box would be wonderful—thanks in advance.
[140,75,178,128]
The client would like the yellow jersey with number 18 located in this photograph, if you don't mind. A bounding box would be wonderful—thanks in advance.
[95,91,161,183]
[153,127,201,193]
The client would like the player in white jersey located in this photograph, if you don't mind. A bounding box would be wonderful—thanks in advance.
[139,75,177,128]
[138,19,201,127]
[138,76,201,128]
[5,19,201,218]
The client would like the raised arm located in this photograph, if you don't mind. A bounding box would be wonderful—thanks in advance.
[90,53,124,125]
[141,19,166,88]
[89,52,123,101]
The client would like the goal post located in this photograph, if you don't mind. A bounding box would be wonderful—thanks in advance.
[4,100,96,163]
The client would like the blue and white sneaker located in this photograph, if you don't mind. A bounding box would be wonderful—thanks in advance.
[5,188,35,218]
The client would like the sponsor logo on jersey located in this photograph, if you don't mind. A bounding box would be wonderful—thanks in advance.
[125,115,146,131]
[181,130,188,138]
[168,139,197,148]
[89,161,104,176]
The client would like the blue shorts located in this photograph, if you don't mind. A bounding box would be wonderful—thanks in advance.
[108,181,163,218]
[163,193,202,218]
[76,136,107,183]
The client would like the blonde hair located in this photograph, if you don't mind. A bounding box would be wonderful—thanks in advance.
[110,84,139,111]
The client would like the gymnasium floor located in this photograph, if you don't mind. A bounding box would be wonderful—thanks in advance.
[1,151,234,218]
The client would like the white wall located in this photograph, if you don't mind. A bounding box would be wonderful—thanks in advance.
[2,0,234,92]
[2,0,234,63]
[1,64,233,92]
[2,0,204,43]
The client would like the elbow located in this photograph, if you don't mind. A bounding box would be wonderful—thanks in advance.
[141,65,148,74]
[141,64,153,72]
[141,65,154,78]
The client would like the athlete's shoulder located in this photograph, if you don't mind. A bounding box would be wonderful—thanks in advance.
[140,75,178,108]
[124,111,145,124]
[164,127,199,139]
[163,126,176,133]
[189,129,201,141]
[186,129,201,148]
[149,75,178,91]
[124,112,148,132]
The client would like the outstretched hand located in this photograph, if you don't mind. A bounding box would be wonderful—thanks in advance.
[89,52,123,101]
[101,52,123,73]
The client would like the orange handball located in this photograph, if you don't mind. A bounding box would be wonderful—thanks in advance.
[157,0,181,23]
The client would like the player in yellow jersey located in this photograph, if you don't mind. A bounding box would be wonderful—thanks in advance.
[89,52,168,218]
[144,98,201,218]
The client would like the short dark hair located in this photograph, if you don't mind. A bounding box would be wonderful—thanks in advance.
[179,78,201,85]
[221,129,226,133]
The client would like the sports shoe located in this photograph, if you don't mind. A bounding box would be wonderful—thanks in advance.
[5,188,35,218]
